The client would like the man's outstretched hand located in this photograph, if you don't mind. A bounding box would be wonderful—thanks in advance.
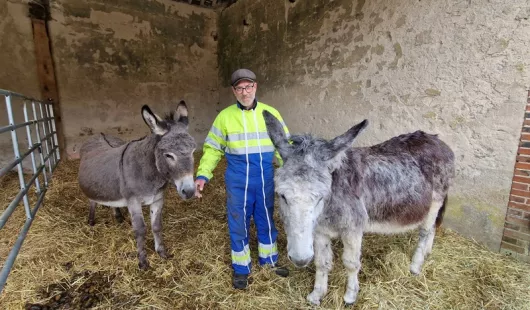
[195,179,206,198]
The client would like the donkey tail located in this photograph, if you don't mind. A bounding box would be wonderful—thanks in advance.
[435,195,448,228]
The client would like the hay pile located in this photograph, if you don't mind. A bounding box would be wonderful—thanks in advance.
[1,157,529,309]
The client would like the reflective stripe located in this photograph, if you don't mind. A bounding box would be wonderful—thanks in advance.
[210,125,223,138]
[232,244,251,266]
[226,139,275,149]
[225,130,288,142]
[197,102,289,180]
[258,242,278,259]
[241,110,251,273]
[253,109,275,265]
[205,136,223,150]
[226,145,275,155]
[227,132,269,142]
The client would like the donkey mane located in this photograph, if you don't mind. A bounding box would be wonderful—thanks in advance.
[289,134,328,156]
[163,112,177,123]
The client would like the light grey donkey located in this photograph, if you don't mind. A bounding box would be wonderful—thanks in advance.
[263,110,454,306]
[78,101,197,269]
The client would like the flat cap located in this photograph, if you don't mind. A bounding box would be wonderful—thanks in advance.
[231,68,256,86]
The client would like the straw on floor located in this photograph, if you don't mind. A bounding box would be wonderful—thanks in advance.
[1,157,529,309]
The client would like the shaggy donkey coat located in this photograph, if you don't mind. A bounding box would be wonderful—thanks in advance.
[263,111,454,305]
[78,102,196,269]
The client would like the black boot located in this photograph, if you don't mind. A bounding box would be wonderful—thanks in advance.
[232,273,248,289]
[272,265,289,277]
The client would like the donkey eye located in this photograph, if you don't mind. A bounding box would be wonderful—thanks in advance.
[164,153,176,160]
[280,194,287,203]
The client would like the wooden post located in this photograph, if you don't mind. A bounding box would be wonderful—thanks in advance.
[29,1,66,159]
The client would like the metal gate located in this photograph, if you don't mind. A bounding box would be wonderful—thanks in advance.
[0,89,60,293]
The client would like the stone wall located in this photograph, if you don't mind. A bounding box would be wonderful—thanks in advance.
[2,0,530,255]
[49,0,219,157]
[217,0,530,251]
[0,0,43,172]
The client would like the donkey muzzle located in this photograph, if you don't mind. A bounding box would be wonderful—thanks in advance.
[175,175,195,200]
[288,254,313,268]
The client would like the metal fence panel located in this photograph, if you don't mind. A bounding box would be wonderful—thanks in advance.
[0,89,60,293]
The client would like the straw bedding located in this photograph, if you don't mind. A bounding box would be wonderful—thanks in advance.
[1,157,529,309]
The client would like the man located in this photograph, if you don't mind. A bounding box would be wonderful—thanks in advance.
[195,68,290,289]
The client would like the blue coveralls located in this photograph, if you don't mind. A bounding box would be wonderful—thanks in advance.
[196,101,289,274]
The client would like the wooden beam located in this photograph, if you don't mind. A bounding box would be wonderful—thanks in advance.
[30,7,66,159]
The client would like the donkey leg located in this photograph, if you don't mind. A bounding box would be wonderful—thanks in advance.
[425,194,446,256]
[150,198,170,259]
[410,227,433,275]
[424,227,437,256]
[113,207,125,223]
[128,201,149,270]
[342,230,363,305]
[410,196,443,275]
[88,200,96,226]
[307,233,333,305]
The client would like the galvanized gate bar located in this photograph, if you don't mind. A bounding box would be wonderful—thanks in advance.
[5,94,31,215]
[0,116,54,134]
[47,104,60,162]
[0,130,55,179]
[23,102,41,193]
[31,101,49,187]
[0,164,46,229]
[0,188,47,294]
[0,88,60,293]
[0,143,42,177]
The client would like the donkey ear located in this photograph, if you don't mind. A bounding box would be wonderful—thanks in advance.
[263,110,291,159]
[173,100,189,126]
[142,105,167,135]
[319,119,368,161]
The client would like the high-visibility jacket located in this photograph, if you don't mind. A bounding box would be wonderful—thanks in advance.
[196,101,289,182]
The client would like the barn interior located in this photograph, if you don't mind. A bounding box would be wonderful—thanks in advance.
[1,0,530,308]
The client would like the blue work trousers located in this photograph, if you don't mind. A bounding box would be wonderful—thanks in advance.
[226,174,278,275]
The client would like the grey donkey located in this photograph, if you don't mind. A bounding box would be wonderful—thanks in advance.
[78,101,197,269]
[263,111,454,305]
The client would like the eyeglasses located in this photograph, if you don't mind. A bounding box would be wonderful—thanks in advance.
[233,83,255,94]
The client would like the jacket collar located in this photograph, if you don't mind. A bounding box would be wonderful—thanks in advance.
[236,98,258,110]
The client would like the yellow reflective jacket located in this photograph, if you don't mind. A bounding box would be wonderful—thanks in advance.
[196,101,289,182]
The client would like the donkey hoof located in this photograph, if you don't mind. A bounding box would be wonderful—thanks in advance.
[343,292,358,306]
[409,264,421,276]
[157,249,172,259]
[138,260,150,270]
[344,296,357,307]
[306,292,322,305]
[88,219,95,226]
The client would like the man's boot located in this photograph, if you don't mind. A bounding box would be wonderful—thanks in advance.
[232,273,249,289]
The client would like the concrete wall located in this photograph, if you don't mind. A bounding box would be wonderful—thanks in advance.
[0,0,40,97]
[218,0,530,251]
[48,0,219,157]
[2,0,529,255]
[0,0,42,172]
[1,0,218,173]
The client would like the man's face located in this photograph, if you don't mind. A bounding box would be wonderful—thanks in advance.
[232,80,257,107]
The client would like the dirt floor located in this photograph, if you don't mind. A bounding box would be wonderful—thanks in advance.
[1,157,529,309]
